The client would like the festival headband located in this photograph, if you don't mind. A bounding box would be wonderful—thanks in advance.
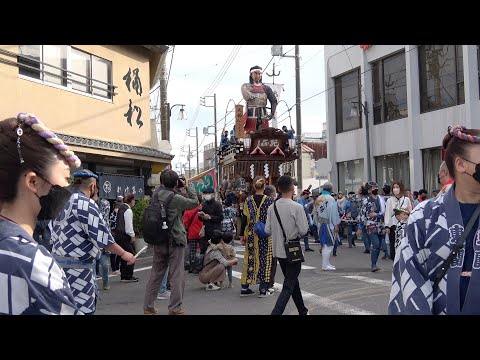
[72,171,98,180]
[16,112,81,168]
[441,125,480,160]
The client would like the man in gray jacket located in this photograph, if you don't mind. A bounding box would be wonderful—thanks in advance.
[143,170,199,315]
[266,175,310,315]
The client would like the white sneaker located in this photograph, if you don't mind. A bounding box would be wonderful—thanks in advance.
[206,283,221,291]
[322,265,336,271]
[267,287,275,294]
[157,290,171,300]
[112,270,121,276]
[259,290,273,298]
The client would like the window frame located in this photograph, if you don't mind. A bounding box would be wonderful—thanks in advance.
[374,151,410,190]
[418,45,465,113]
[371,50,408,125]
[337,158,365,194]
[17,45,115,102]
[335,68,362,134]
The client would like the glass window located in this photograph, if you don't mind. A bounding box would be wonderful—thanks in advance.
[18,45,41,79]
[372,51,408,124]
[422,147,442,194]
[71,48,91,93]
[419,45,465,112]
[375,152,410,190]
[335,69,361,133]
[43,45,67,86]
[92,55,112,99]
[17,45,114,100]
[338,159,364,194]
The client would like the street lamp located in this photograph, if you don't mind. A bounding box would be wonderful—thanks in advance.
[169,103,187,121]
[351,100,371,180]
[163,103,187,142]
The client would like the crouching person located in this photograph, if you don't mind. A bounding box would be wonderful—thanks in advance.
[199,231,238,290]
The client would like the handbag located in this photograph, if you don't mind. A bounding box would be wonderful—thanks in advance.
[254,221,270,238]
[247,195,270,238]
[273,200,305,264]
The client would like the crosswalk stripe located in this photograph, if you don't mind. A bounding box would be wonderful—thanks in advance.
[342,275,391,287]
[231,270,376,315]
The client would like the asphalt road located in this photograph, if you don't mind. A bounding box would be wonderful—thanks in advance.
[95,238,393,315]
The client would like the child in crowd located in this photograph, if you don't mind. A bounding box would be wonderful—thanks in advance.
[220,232,237,288]
[199,230,238,290]
[393,207,410,250]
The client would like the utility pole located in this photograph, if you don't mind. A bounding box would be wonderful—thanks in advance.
[188,143,191,178]
[187,127,200,176]
[213,93,218,188]
[195,127,199,174]
[159,51,168,141]
[200,94,219,193]
[295,45,303,194]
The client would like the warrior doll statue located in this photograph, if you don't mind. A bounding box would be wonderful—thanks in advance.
[241,65,277,133]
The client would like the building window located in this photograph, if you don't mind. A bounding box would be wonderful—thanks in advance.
[335,69,361,133]
[17,45,114,100]
[422,147,442,195]
[419,45,464,113]
[372,51,408,124]
[338,159,364,194]
[375,152,410,190]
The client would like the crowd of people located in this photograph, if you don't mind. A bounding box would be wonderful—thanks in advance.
[2,112,480,315]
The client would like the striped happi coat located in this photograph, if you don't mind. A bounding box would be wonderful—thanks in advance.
[389,185,480,315]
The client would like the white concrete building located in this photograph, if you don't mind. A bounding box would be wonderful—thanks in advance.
[325,45,479,194]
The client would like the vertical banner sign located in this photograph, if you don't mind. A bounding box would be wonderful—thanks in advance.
[188,168,218,194]
[235,104,245,139]
[98,173,145,200]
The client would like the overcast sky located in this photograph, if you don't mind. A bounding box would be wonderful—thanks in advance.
[152,45,326,173]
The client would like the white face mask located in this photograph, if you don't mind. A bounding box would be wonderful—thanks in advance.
[203,194,214,202]
[393,188,400,195]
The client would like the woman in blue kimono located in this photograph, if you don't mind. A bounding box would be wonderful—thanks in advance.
[0,113,82,315]
[389,125,480,314]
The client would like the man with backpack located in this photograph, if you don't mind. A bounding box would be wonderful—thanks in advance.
[143,170,199,315]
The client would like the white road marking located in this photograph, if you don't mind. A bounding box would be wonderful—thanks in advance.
[343,275,391,287]
[231,270,376,315]
[106,256,384,315]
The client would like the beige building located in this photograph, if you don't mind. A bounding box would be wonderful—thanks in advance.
[0,45,173,197]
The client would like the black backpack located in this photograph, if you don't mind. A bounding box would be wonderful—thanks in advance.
[349,201,359,220]
[142,190,176,245]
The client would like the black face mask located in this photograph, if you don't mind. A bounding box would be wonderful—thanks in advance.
[463,158,480,184]
[36,184,72,220]
[372,189,379,196]
[437,175,442,184]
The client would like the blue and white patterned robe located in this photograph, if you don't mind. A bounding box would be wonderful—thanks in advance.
[314,192,340,246]
[389,185,480,315]
[51,189,115,314]
[0,218,82,315]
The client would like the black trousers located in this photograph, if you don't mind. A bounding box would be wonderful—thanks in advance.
[116,234,135,279]
[268,257,277,289]
[110,253,121,272]
[271,258,308,315]
[389,225,396,261]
